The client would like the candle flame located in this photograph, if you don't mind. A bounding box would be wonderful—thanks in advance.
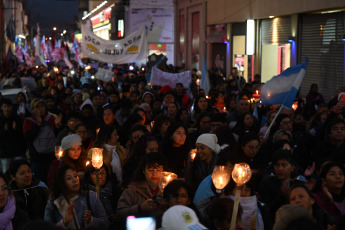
[86,161,90,166]
[191,153,196,160]
[256,90,258,94]
[206,96,209,99]
[59,151,63,157]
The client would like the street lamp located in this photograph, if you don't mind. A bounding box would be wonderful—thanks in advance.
[53,27,57,31]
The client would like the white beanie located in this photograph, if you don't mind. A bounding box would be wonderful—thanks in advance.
[196,134,221,154]
[61,134,82,151]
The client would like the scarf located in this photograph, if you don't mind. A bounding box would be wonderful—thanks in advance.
[0,195,16,230]
[104,144,122,184]
[54,195,80,229]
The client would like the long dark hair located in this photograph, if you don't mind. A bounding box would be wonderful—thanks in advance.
[193,94,211,114]
[52,165,80,200]
[162,122,189,151]
[151,115,171,136]
[131,135,159,162]
[93,125,117,147]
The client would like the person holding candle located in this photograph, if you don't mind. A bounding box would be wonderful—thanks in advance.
[9,160,49,221]
[84,165,121,227]
[116,152,167,222]
[212,91,226,112]
[193,153,236,219]
[186,134,221,192]
[47,134,88,190]
[44,165,108,229]
[92,125,124,187]
[225,177,272,230]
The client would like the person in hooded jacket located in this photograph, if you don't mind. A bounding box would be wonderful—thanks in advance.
[8,160,49,221]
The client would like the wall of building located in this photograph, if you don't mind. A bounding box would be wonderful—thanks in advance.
[207,0,345,24]
[176,0,206,70]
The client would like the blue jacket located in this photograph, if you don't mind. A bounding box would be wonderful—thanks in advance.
[44,191,108,229]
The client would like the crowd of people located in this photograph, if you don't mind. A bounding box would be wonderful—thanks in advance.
[0,63,345,230]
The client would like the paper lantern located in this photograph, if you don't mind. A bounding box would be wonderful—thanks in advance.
[91,148,103,169]
[211,165,232,193]
[232,163,252,186]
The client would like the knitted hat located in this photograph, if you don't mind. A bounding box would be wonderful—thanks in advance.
[274,204,313,230]
[161,205,207,230]
[61,134,82,151]
[196,134,221,154]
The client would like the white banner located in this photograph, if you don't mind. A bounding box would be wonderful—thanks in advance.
[150,67,191,88]
[130,0,173,9]
[81,21,147,64]
[129,9,174,43]
[96,68,114,82]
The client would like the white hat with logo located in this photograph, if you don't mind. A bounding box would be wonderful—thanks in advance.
[161,205,208,230]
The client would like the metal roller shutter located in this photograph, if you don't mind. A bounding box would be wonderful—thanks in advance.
[299,12,345,101]
[260,17,291,45]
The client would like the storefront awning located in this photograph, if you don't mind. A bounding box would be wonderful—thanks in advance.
[205,30,228,43]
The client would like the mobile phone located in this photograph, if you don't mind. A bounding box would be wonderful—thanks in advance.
[126,216,155,230]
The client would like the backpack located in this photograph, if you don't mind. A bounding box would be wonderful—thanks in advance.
[27,113,56,154]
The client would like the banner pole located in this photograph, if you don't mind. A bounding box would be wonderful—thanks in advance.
[263,104,284,140]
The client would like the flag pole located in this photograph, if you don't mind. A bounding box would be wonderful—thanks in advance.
[263,104,285,140]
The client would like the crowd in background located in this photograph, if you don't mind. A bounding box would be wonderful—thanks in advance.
[0,62,345,230]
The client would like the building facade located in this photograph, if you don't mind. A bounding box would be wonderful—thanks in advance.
[175,0,345,100]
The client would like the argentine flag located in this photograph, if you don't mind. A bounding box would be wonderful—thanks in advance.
[260,59,308,108]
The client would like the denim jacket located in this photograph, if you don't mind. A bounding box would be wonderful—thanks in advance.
[44,191,108,229]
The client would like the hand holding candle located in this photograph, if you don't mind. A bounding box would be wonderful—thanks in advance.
[55,146,63,159]
[189,149,197,161]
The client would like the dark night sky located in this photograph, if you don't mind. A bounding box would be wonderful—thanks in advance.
[23,0,79,34]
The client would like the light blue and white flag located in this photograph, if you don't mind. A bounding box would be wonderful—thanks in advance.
[260,59,308,108]
[201,55,211,95]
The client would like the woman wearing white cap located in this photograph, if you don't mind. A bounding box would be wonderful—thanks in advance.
[186,134,221,192]
[47,134,88,190]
